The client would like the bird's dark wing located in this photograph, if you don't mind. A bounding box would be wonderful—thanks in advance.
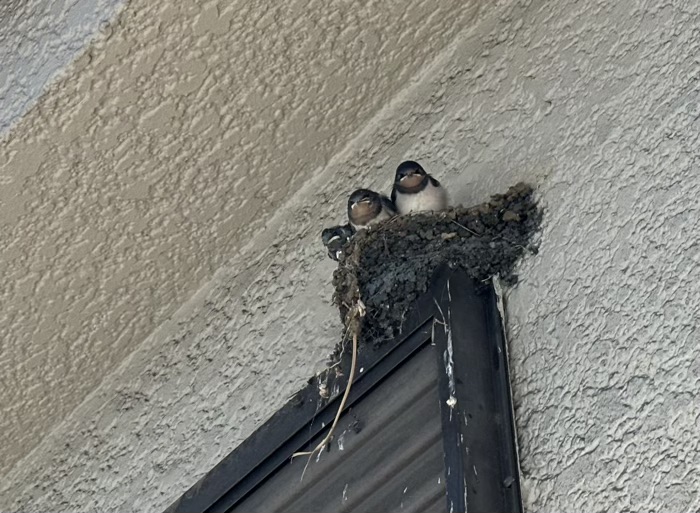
[381,195,398,215]
[428,175,441,187]
[390,186,397,204]
[340,223,355,237]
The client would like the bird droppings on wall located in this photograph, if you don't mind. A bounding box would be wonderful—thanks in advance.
[331,183,542,359]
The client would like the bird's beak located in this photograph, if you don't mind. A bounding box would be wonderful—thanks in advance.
[399,170,418,181]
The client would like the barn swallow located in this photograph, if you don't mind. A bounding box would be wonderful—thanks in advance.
[391,160,448,214]
[347,188,397,230]
[321,224,355,261]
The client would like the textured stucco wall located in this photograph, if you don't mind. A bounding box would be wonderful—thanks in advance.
[0,0,480,479]
[0,0,125,133]
[2,0,700,512]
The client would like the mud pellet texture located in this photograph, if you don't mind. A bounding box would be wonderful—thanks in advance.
[331,182,542,359]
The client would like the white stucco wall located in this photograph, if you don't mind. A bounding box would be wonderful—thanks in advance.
[2,0,699,512]
[0,0,481,479]
[0,0,125,133]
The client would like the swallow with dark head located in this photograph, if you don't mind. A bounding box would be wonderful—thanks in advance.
[321,223,355,261]
[347,188,397,230]
[391,160,448,214]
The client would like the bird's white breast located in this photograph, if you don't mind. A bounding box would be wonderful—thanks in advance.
[395,180,448,214]
[351,206,394,230]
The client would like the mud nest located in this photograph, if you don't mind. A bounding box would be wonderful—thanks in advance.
[331,182,542,360]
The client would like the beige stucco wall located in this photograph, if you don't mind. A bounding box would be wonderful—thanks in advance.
[0,0,125,132]
[0,0,480,478]
[3,0,700,512]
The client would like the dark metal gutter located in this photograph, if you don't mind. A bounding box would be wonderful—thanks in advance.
[164,263,522,513]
